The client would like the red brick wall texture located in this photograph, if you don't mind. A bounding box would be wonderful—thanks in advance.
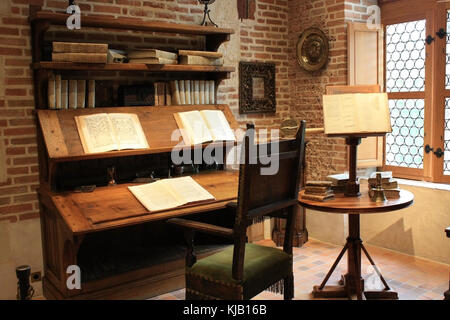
[0,0,376,223]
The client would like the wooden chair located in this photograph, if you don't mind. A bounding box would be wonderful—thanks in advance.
[168,120,306,300]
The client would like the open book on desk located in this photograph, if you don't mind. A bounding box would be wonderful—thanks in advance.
[75,113,149,154]
[174,110,236,145]
[128,176,216,213]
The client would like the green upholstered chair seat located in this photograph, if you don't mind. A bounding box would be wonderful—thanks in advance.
[187,243,292,299]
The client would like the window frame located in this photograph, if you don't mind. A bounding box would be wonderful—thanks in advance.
[380,0,446,183]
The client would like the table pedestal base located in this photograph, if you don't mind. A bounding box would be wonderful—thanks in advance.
[312,215,398,300]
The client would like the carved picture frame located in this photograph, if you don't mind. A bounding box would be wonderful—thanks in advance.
[239,61,276,114]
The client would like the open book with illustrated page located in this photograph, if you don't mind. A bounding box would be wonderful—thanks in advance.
[322,93,392,135]
[174,110,236,145]
[128,176,216,213]
[75,113,149,154]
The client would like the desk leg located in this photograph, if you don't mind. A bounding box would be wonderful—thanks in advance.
[313,214,398,300]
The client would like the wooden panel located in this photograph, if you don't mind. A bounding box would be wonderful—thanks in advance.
[37,105,238,162]
[347,22,384,168]
[40,170,239,235]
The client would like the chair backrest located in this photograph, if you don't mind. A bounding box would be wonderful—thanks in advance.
[231,121,307,280]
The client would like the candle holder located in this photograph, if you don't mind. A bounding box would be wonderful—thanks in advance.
[198,0,218,27]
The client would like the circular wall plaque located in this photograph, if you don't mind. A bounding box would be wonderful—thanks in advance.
[296,27,329,72]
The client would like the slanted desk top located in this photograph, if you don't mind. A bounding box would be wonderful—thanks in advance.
[39,170,238,236]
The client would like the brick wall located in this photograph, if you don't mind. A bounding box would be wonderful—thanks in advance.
[288,0,377,180]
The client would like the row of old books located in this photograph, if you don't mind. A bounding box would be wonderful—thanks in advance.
[48,74,95,109]
[51,42,224,66]
[301,181,335,201]
[151,80,216,106]
[368,173,400,199]
[125,49,224,66]
[52,42,108,63]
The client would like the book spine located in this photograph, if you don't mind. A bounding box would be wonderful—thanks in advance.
[68,80,77,109]
[194,80,200,105]
[77,80,86,109]
[61,80,68,109]
[204,80,210,104]
[52,53,108,64]
[171,81,181,105]
[88,80,95,108]
[185,80,191,105]
[48,74,56,109]
[55,74,62,109]
[179,80,186,105]
[199,80,205,104]
[178,50,223,58]
[190,80,195,105]
[180,55,224,66]
[53,42,108,54]
[165,83,172,106]
[209,80,215,104]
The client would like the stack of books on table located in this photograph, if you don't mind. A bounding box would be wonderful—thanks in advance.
[127,49,178,64]
[178,50,224,66]
[301,181,334,201]
[52,42,108,63]
[368,172,400,199]
[326,173,349,194]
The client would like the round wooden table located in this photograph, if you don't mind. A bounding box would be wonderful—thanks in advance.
[298,187,414,300]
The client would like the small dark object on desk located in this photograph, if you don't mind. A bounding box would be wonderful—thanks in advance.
[74,185,96,193]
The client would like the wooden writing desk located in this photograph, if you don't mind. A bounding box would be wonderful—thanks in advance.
[36,105,241,299]
[299,186,414,300]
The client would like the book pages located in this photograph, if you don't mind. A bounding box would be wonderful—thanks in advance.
[108,113,149,150]
[128,176,215,213]
[200,110,236,142]
[75,113,118,154]
[322,93,391,135]
[177,110,213,145]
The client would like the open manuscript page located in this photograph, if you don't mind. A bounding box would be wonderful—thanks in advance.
[128,176,215,212]
[322,93,392,135]
[175,110,235,145]
[75,113,149,154]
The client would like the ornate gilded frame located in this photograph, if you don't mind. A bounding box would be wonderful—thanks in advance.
[239,61,276,114]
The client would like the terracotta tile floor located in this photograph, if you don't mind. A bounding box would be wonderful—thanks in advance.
[151,238,449,300]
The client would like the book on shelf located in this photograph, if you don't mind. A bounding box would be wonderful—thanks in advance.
[174,110,236,145]
[128,176,215,213]
[204,81,210,104]
[322,93,391,135]
[185,80,192,105]
[199,80,205,104]
[48,74,56,109]
[61,80,68,109]
[68,80,77,109]
[127,49,178,60]
[53,42,108,54]
[107,49,127,63]
[165,83,172,106]
[171,81,181,105]
[77,80,86,109]
[75,113,149,154]
[154,82,166,106]
[128,57,178,65]
[88,80,95,108]
[209,80,215,104]
[179,80,186,104]
[179,55,224,66]
[178,50,223,59]
[55,74,62,109]
[52,52,108,64]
